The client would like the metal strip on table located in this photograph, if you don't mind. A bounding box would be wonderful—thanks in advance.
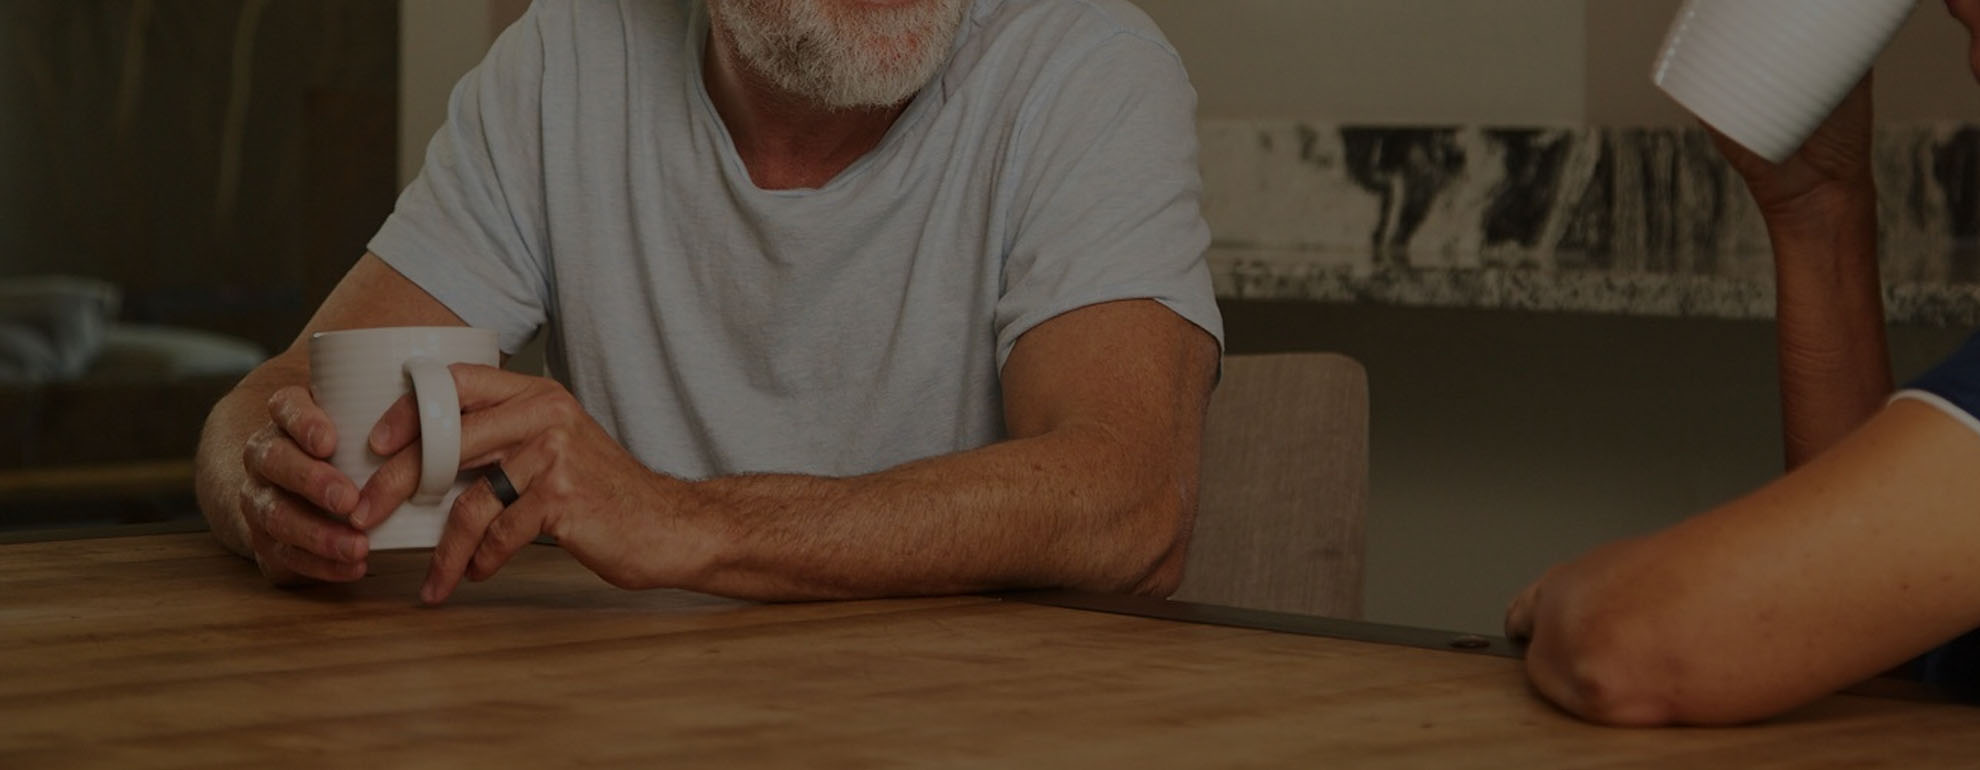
[998,588,1520,657]
[996,589,1958,704]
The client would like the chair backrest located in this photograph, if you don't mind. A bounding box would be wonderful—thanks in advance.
[1171,352,1368,619]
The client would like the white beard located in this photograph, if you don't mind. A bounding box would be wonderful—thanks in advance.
[712,0,969,110]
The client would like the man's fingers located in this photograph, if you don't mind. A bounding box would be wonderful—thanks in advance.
[368,393,421,456]
[456,395,578,470]
[425,448,545,603]
[243,427,358,517]
[450,367,580,466]
[469,496,547,583]
[352,439,424,530]
[449,363,543,412]
[262,541,368,583]
[241,486,368,563]
[268,386,337,459]
[422,473,509,604]
[373,364,540,459]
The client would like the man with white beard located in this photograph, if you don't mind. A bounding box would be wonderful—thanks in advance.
[193,0,1224,603]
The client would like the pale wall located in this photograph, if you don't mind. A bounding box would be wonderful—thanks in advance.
[399,0,516,187]
[1134,0,1588,124]
[1134,0,1980,127]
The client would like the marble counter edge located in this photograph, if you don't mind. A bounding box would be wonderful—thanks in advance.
[1206,247,1980,327]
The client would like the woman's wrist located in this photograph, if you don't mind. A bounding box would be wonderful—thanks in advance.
[1758,179,1878,259]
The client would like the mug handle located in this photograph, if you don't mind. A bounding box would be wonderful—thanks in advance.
[402,357,462,505]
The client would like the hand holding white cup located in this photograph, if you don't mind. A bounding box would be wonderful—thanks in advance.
[1653,0,1918,163]
[309,326,499,550]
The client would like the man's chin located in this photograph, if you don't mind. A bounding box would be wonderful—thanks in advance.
[808,70,932,110]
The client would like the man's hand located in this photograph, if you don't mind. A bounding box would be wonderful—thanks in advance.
[344,300,1213,605]
[194,253,487,576]
[236,386,369,584]
[356,366,696,604]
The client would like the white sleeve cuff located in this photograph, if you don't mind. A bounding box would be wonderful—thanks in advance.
[1890,389,1980,440]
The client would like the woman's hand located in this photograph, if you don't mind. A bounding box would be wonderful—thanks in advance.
[1709,76,1875,222]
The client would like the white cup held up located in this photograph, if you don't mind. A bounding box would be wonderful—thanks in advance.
[1652,0,1918,163]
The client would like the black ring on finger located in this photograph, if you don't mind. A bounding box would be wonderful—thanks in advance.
[484,465,522,508]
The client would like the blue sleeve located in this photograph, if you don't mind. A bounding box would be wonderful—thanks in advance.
[1901,331,1980,700]
[1900,330,1980,420]
[1918,628,1980,702]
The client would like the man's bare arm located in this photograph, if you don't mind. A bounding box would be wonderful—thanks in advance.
[194,253,475,579]
[394,298,1220,603]
[674,300,1219,598]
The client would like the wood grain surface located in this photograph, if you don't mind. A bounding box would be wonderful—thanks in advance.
[4,533,1977,768]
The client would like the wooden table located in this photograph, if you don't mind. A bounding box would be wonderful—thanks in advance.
[5,531,1979,767]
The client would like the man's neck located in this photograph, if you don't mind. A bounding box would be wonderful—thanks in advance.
[703,30,912,191]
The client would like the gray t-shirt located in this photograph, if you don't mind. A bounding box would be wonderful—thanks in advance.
[370,0,1223,480]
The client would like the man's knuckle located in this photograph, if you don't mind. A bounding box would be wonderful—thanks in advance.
[243,485,275,520]
[242,431,275,469]
[268,503,304,543]
[492,513,527,543]
[543,393,579,423]
[317,531,343,560]
[447,504,487,537]
[307,467,340,499]
[542,472,574,499]
[271,387,311,422]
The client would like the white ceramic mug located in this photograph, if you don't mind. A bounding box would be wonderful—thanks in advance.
[309,327,499,550]
[1652,0,1918,163]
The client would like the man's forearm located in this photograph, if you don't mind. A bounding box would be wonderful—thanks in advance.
[1766,184,1891,467]
[656,426,1192,602]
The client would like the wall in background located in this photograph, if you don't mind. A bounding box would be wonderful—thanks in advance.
[398,0,545,369]
[0,1,398,353]
[399,0,516,187]
[1136,0,1980,127]
[1133,0,1587,124]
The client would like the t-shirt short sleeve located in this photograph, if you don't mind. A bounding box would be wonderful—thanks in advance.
[993,31,1224,370]
[1892,329,1980,439]
[368,6,552,355]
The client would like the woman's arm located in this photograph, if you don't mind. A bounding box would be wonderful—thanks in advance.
[1507,398,1980,725]
[1713,79,1891,467]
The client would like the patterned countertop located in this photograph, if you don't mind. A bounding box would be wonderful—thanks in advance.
[1201,122,1980,326]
